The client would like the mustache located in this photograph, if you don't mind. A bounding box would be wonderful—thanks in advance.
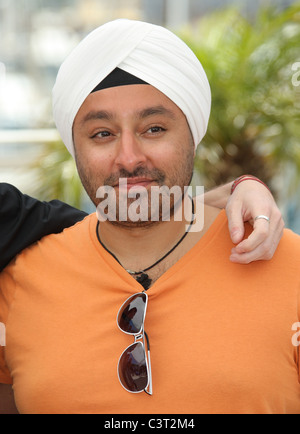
[103,167,166,186]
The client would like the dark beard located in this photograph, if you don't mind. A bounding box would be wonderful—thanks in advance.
[75,146,194,228]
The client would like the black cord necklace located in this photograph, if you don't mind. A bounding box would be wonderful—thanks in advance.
[96,197,195,291]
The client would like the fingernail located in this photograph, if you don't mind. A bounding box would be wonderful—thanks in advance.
[231,231,241,244]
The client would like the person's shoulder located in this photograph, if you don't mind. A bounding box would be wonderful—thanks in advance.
[30,212,95,248]
[0,183,21,209]
[13,213,96,265]
[280,228,300,255]
[272,228,300,273]
[0,183,19,194]
[0,213,97,290]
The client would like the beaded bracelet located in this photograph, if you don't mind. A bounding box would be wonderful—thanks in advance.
[231,175,271,195]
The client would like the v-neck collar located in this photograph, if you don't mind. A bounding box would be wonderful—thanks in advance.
[90,210,228,293]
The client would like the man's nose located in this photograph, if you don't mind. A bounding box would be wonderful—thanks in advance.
[114,131,147,172]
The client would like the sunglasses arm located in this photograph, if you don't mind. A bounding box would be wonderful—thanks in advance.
[144,331,153,396]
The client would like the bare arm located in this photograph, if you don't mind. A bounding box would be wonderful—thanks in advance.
[204,182,232,209]
[0,384,19,414]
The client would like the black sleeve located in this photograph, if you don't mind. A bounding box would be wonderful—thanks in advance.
[0,183,88,271]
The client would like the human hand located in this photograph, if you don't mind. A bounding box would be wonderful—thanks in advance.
[226,180,285,264]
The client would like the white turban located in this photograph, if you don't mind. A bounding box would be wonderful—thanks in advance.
[52,19,211,158]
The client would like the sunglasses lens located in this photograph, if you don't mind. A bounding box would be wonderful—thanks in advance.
[118,293,147,334]
[118,342,148,392]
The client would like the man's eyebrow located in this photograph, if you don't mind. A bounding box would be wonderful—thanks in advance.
[137,106,177,120]
[80,105,177,125]
[81,110,114,125]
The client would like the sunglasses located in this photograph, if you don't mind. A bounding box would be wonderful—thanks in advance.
[117,292,153,395]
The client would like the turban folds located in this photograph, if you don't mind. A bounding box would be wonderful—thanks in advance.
[52,19,211,158]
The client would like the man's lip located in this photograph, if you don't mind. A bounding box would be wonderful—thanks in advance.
[113,178,155,187]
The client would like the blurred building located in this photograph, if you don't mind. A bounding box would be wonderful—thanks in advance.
[0,0,143,129]
[0,0,297,129]
[142,0,297,27]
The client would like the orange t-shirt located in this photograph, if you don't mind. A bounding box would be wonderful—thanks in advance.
[0,211,300,414]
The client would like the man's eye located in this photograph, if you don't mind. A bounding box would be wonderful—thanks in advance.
[146,126,166,134]
[93,131,111,138]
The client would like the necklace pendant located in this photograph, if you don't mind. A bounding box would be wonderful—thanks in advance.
[136,273,152,291]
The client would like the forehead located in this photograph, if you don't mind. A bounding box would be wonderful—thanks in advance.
[74,84,186,125]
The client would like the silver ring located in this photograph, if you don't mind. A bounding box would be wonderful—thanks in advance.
[255,215,270,223]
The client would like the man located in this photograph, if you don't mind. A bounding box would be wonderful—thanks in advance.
[0,183,283,415]
[0,19,298,414]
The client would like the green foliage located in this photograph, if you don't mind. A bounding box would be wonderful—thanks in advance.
[180,3,300,193]
[31,140,84,209]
